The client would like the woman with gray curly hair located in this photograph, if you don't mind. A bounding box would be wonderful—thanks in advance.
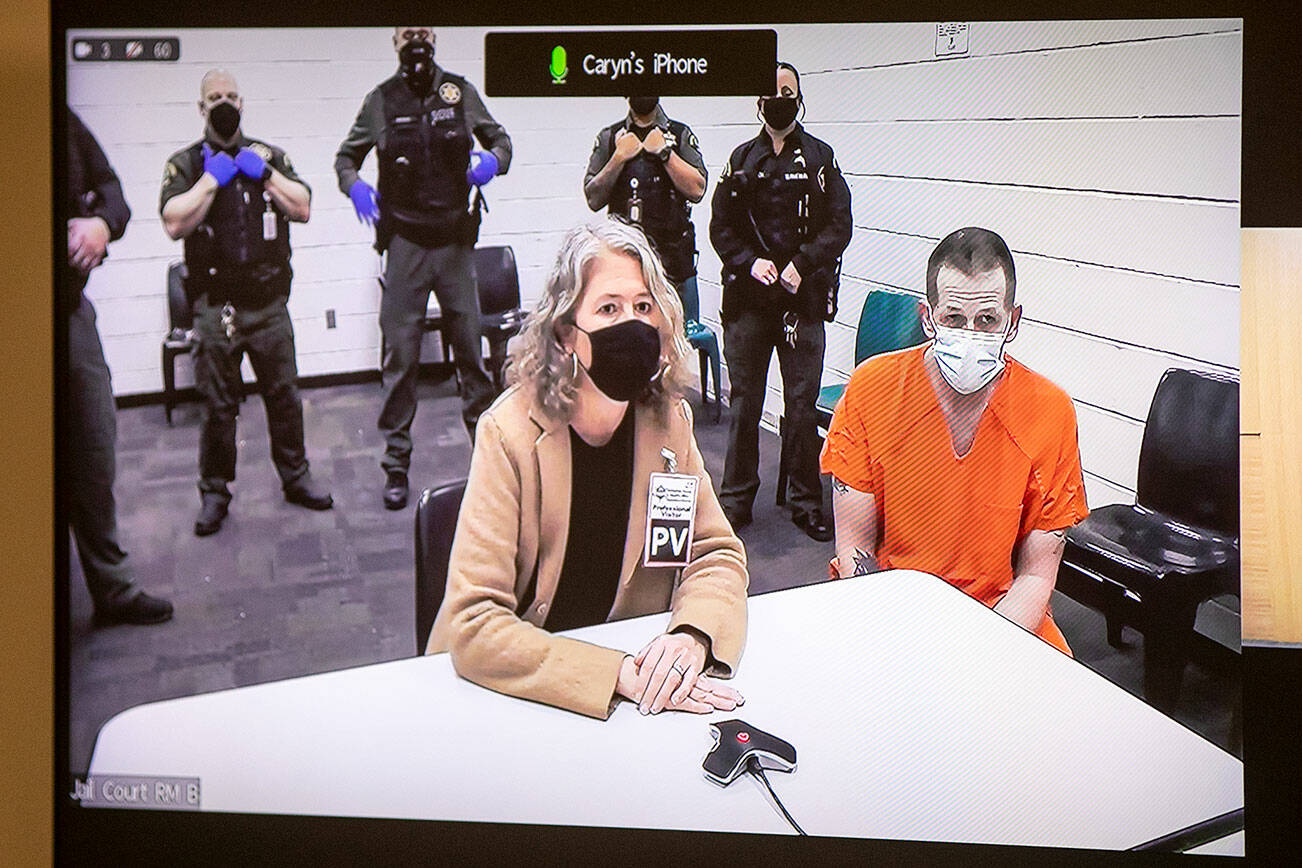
[426,219,748,719]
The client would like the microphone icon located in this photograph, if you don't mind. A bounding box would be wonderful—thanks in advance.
[550,45,568,84]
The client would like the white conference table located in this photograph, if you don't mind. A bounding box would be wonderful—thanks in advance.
[88,571,1243,852]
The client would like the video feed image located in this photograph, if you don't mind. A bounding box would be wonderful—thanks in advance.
[62,21,1242,852]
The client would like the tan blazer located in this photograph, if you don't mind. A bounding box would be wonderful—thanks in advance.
[426,386,748,719]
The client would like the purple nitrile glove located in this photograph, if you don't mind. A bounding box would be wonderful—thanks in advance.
[234,147,268,180]
[466,150,499,187]
[349,179,380,226]
[202,143,238,187]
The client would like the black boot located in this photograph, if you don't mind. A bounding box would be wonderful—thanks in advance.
[194,493,229,536]
[793,507,834,542]
[383,469,409,510]
[94,591,174,627]
[284,473,333,510]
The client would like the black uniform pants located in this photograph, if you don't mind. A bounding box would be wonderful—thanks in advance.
[66,294,139,608]
[378,235,493,472]
[193,293,309,500]
[721,306,826,517]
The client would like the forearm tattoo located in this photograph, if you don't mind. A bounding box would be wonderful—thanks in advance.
[852,548,875,576]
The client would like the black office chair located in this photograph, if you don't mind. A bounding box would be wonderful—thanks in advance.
[473,245,525,391]
[414,479,467,656]
[1056,368,1239,712]
[161,261,195,425]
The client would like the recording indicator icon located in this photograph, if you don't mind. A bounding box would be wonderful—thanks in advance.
[73,41,91,59]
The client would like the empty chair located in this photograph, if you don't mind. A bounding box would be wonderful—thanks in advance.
[777,290,927,505]
[678,278,722,423]
[473,245,525,391]
[161,261,196,426]
[414,479,467,655]
[1056,368,1240,711]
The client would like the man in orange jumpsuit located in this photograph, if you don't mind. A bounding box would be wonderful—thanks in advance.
[820,227,1088,654]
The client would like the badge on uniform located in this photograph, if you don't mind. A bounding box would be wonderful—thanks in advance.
[438,81,462,104]
[644,471,699,567]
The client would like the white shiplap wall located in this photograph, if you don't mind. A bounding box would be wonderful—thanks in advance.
[68,20,1240,509]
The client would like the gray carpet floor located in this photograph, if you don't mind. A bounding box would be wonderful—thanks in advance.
[66,375,1240,773]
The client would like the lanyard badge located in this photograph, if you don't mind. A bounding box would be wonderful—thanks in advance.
[644,448,698,567]
[262,192,277,241]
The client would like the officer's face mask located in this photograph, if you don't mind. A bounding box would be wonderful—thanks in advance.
[761,96,800,131]
[399,40,436,96]
[574,318,664,403]
[628,96,659,117]
[207,101,241,141]
[928,314,1011,395]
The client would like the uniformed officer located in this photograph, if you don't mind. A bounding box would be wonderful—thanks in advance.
[709,62,853,541]
[161,69,333,537]
[583,96,707,301]
[64,108,174,625]
[335,26,513,510]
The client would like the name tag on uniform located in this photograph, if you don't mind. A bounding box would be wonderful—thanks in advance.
[263,210,277,241]
[644,472,698,567]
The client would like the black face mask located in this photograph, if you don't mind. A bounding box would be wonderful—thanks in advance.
[208,101,241,140]
[761,96,799,131]
[628,96,659,117]
[399,40,436,96]
[576,319,663,402]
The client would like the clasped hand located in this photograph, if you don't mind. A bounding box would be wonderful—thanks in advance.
[616,631,744,715]
[67,217,111,274]
[613,129,642,161]
[202,144,268,188]
[751,259,801,294]
[614,127,668,162]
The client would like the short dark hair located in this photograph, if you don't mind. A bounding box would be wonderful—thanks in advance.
[925,227,1016,308]
[776,61,801,99]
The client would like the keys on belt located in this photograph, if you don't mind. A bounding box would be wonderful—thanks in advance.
[220,302,237,340]
[783,311,799,349]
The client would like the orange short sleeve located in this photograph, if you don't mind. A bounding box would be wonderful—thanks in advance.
[821,369,880,493]
[1029,394,1090,534]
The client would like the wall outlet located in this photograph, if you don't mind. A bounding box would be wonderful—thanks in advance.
[326,309,336,329]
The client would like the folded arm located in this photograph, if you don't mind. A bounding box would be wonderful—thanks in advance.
[160,172,219,241]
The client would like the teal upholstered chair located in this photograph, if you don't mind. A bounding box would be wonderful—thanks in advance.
[776,290,928,505]
[679,277,722,423]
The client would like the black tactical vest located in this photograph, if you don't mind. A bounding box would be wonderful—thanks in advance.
[606,120,696,282]
[182,140,292,304]
[376,74,472,247]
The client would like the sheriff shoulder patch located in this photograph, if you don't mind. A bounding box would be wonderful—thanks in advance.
[250,142,274,161]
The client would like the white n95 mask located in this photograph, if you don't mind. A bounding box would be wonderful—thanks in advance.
[931,325,1008,394]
